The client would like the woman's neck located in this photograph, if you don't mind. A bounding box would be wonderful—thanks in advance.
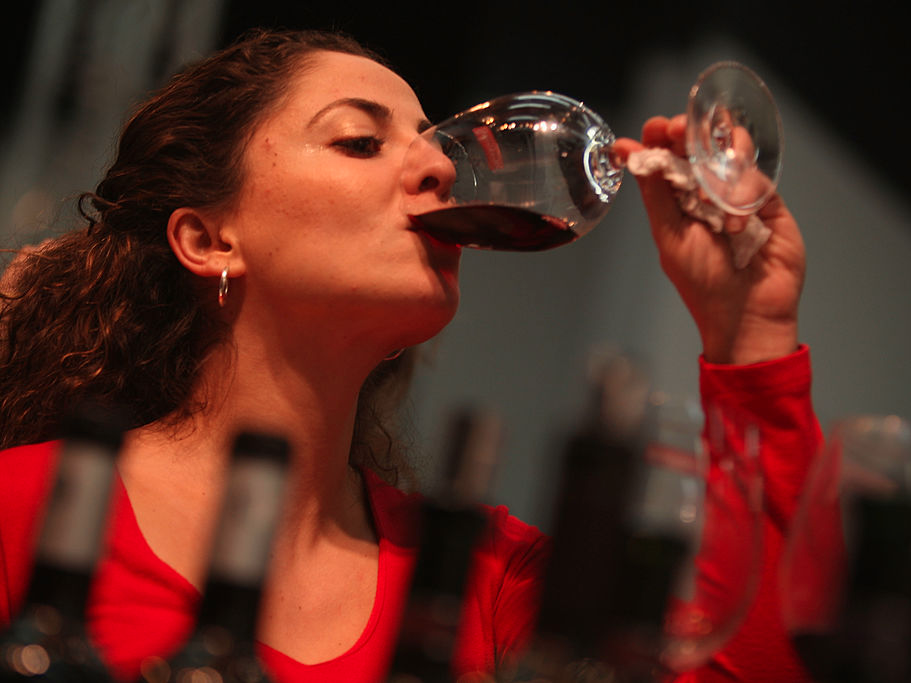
[116,322,382,588]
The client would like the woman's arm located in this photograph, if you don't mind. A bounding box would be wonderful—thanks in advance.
[613,115,819,682]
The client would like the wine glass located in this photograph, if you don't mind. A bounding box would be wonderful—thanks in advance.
[781,415,911,683]
[516,369,762,683]
[404,91,624,251]
[685,61,783,216]
[405,62,783,252]
[605,393,763,679]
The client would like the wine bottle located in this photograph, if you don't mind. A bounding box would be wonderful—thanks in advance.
[387,406,502,683]
[793,494,911,683]
[138,431,290,683]
[514,351,685,683]
[0,405,124,682]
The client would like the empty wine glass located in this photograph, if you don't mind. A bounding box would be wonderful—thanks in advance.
[781,415,911,683]
[404,91,623,251]
[608,394,763,679]
[515,370,763,683]
[685,61,783,216]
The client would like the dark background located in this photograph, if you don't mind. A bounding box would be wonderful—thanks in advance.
[3,1,906,195]
[224,2,906,195]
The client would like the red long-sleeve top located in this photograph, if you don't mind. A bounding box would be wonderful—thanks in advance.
[0,347,820,682]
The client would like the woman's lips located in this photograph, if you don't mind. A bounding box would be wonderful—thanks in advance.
[407,213,426,231]
[408,214,461,254]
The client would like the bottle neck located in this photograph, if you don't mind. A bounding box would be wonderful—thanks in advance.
[388,408,499,682]
[25,438,117,620]
[208,456,285,586]
[193,449,287,644]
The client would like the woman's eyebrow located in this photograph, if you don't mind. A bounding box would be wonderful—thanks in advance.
[307,97,392,127]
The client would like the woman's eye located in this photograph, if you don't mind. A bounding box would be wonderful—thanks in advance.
[332,136,384,158]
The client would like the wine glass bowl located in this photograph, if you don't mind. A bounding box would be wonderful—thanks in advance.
[686,61,783,216]
[781,415,911,683]
[553,392,762,682]
[405,91,623,251]
[623,395,762,676]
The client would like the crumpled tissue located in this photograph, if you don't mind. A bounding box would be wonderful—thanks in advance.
[626,148,771,269]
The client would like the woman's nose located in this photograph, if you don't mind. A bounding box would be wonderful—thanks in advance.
[402,133,457,201]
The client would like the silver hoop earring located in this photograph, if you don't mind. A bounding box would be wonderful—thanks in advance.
[218,266,229,307]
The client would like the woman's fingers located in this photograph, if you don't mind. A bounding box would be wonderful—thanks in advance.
[639,114,688,157]
[610,136,644,166]
[640,115,673,147]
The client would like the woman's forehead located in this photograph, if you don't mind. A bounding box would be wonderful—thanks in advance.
[291,51,423,119]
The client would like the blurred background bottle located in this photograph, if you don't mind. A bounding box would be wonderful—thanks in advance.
[519,351,648,682]
[138,431,290,683]
[387,406,502,683]
[784,415,911,683]
[513,351,691,683]
[0,404,124,682]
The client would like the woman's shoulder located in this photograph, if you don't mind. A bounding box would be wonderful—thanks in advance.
[472,503,550,592]
[0,439,60,508]
[0,439,61,540]
[478,503,550,559]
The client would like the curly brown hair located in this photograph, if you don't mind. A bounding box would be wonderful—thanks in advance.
[0,28,417,486]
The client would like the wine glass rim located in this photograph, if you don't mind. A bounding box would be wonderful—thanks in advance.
[438,90,606,126]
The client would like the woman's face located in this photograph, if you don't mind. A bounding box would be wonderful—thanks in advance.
[222,50,461,351]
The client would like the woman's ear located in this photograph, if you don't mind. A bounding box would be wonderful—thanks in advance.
[166,207,246,277]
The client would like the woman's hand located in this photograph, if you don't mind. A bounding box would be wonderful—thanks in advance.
[612,114,806,365]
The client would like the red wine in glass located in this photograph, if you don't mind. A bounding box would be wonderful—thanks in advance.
[402,92,622,252]
[410,205,579,252]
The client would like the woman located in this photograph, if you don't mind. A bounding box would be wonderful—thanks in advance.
[0,28,819,682]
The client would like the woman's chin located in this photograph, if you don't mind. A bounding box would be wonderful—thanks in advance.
[394,290,460,346]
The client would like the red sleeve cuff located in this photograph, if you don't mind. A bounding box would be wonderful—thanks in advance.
[700,345,811,407]
[699,344,821,528]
